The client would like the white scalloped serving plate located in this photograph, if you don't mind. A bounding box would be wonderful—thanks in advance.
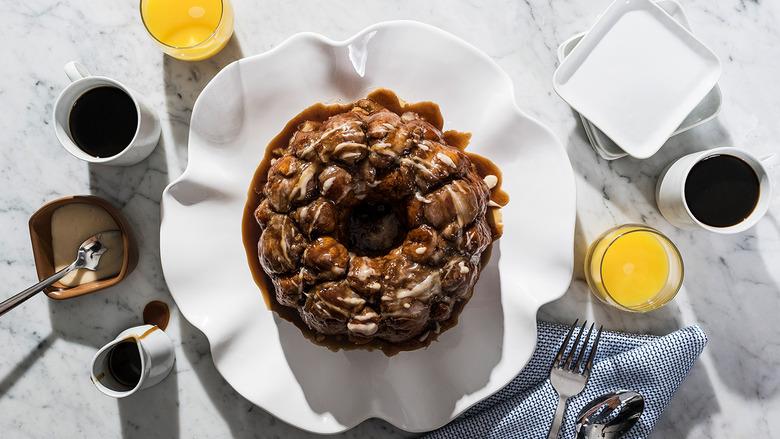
[160,20,575,434]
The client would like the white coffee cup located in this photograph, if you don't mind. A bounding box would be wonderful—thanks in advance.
[53,62,161,166]
[90,324,175,398]
[656,147,773,234]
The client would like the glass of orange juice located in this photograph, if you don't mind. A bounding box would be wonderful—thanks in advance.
[584,224,683,312]
[140,0,234,61]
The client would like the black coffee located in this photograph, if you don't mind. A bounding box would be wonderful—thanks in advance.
[69,86,138,158]
[684,154,760,228]
[108,340,142,387]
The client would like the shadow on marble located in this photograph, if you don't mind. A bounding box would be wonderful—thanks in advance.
[568,116,732,224]
[118,365,180,439]
[43,141,171,348]
[606,118,732,207]
[651,360,719,438]
[0,332,57,399]
[540,216,686,335]
[679,230,780,401]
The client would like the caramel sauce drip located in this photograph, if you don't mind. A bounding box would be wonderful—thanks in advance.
[142,301,171,331]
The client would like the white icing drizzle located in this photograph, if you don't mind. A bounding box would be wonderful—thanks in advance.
[415,247,427,255]
[309,202,326,234]
[292,165,316,201]
[445,181,472,227]
[348,321,378,336]
[436,152,456,168]
[415,192,432,204]
[401,157,434,175]
[483,174,498,189]
[338,295,366,306]
[373,142,398,158]
[403,302,411,309]
[333,142,365,152]
[353,311,377,322]
[396,272,441,300]
[300,121,362,156]
[488,200,501,208]
[418,331,430,342]
[321,176,336,193]
[335,185,350,203]
[458,260,470,274]
[339,152,363,160]
[318,299,351,319]
[354,263,377,281]
[280,217,292,266]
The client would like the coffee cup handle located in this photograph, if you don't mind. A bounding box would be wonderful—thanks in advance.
[64,62,91,82]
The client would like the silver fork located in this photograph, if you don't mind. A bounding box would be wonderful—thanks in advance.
[546,320,603,439]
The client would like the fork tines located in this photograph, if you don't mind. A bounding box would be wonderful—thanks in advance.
[553,319,603,374]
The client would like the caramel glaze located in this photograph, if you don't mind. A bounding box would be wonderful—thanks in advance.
[143,301,170,331]
[242,89,508,355]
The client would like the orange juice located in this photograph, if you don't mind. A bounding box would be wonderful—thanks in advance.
[585,224,683,312]
[140,0,234,61]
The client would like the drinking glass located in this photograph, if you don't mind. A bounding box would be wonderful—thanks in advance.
[140,0,234,61]
[584,224,683,312]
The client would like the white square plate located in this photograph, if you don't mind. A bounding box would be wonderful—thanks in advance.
[553,0,721,159]
[556,0,722,160]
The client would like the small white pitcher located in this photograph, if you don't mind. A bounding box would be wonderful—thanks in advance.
[90,324,175,398]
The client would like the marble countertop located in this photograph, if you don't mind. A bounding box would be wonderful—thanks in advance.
[2,0,778,437]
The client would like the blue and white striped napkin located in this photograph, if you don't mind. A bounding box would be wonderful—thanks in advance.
[424,322,707,439]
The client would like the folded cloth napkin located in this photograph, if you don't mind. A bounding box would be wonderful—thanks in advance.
[424,322,707,439]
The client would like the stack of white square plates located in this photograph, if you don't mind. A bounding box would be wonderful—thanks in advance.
[554,0,722,160]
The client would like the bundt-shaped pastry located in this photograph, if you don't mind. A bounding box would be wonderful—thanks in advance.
[251,92,502,348]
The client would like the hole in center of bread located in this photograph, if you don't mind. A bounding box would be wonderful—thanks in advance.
[348,201,404,255]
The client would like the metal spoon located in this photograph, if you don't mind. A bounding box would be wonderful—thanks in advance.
[575,390,645,439]
[0,231,120,316]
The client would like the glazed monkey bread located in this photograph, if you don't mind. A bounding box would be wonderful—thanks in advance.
[250,91,503,348]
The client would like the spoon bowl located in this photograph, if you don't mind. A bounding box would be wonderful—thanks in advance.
[0,231,121,317]
[575,390,645,439]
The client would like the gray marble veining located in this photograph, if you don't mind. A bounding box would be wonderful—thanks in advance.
[1,0,779,437]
